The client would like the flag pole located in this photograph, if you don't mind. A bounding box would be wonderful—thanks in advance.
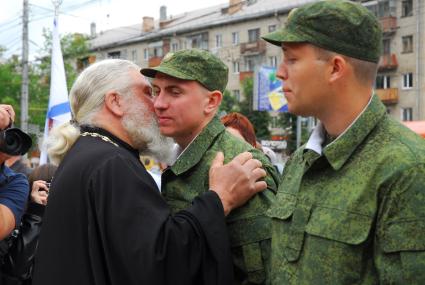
[39,0,71,165]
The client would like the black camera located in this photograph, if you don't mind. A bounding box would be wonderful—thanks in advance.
[0,127,32,156]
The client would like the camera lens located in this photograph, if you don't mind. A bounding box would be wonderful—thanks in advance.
[0,128,32,155]
[5,131,20,147]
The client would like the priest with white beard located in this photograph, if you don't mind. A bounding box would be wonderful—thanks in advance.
[32,59,267,285]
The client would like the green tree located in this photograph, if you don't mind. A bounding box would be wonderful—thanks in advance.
[0,55,23,123]
[239,77,271,140]
[38,29,90,91]
[219,90,240,114]
[278,112,297,153]
[0,32,90,131]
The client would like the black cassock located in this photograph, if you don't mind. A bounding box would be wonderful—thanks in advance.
[33,126,233,285]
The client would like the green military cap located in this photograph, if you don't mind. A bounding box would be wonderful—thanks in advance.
[141,49,229,93]
[262,0,383,63]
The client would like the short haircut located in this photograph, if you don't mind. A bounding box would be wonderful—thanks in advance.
[312,45,378,86]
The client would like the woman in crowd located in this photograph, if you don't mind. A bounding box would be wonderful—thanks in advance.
[1,163,57,285]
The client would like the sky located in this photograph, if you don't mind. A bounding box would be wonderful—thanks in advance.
[0,0,227,60]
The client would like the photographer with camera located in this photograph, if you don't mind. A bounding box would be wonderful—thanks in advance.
[0,104,34,284]
[0,104,31,241]
[1,164,57,285]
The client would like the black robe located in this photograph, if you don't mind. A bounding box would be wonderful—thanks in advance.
[32,126,233,285]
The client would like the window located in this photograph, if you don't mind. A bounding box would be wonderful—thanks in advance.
[383,38,391,54]
[131,49,138,62]
[378,1,390,17]
[121,50,128,59]
[402,0,413,17]
[232,90,240,102]
[365,0,394,18]
[402,107,413,121]
[151,47,163,57]
[171,43,179,52]
[232,32,239,45]
[144,48,149,60]
[246,58,255,71]
[216,34,223,48]
[232,61,240,73]
[375,75,391,89]
[402,73,413,89]
[248,28,260,43]
[268,25,276,32]
[190,32,208,50]
[107,51,121,59]
[402,35,413,53]
[269,56,277,68]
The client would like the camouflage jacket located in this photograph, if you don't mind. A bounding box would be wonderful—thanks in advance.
[267,94,425,284]
[162,116,280,284]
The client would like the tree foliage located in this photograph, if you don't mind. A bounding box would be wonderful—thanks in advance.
[239,77,271,140]
[219,90,240,114]
[0,31,90,131]
[38,28,90,90]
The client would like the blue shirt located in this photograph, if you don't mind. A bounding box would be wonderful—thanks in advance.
[0,164,29,226]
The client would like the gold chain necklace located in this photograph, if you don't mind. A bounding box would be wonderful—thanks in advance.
[80,132,119,147]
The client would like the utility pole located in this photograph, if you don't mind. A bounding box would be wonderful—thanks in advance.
[20,0,29,132]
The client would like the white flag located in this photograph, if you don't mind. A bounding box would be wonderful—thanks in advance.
[39,16,71,165]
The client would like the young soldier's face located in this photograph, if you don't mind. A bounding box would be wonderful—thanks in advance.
[277,43,330,117]
[152,73,210,147]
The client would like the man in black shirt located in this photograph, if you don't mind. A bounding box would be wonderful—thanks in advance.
[32,59,267,285]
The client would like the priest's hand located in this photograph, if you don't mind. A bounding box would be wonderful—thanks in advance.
[209,152,267,216]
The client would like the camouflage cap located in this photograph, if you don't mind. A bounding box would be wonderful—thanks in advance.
[141,49,229,93]
[262,0,383,63]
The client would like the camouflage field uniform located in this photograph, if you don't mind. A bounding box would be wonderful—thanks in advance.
[267,95,425,284]
[162,116,280,284]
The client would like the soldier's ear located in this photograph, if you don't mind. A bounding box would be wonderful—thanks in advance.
[104,91,125,117]
[328,55,347,83]
[204,90,222,115]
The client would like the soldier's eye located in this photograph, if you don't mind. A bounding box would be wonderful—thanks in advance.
[170,87,181,96]
[152,87,160,97]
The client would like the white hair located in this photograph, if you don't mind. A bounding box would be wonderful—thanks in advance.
[45,59,140,165]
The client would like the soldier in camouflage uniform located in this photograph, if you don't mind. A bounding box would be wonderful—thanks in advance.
[141,49,280,284]
[261,0,425,284]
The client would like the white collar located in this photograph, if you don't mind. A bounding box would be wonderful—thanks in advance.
[305,94,374,155]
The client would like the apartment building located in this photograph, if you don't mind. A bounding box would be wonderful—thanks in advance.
[87,0,425,121]
[88,0,311,100]
[356,0,425,121]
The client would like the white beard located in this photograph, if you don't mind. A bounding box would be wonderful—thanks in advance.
[121,99,176,165]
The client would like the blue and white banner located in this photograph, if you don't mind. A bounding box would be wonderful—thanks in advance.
[253,66,287,112]
[39,16,71,165]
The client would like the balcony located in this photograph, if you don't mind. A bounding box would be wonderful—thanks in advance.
[378,54,398,71]
[239,71,253,82]
[240,40,266,54]
[379,16,397,35]
[375,88,398,104]
[148,56,162,67]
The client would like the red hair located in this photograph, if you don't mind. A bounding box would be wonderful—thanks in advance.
[221,113,257,147]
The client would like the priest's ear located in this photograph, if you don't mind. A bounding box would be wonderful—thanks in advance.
[104,91,125,117]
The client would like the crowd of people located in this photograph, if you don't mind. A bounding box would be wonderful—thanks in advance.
[0,1,424,284]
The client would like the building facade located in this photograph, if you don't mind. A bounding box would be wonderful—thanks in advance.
[357,0,425,121]
[87,0,425,121]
